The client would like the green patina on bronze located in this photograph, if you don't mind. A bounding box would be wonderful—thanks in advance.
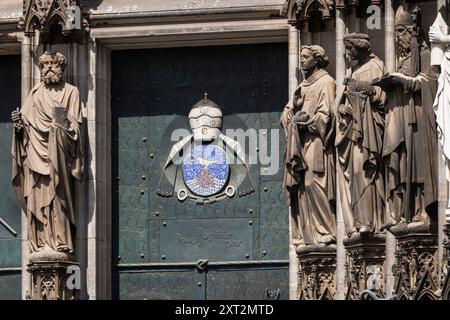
[111,43,290,300]
[0,55,21,300]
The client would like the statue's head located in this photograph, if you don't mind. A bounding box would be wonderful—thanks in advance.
[395,6,414,57]
[39,51,67,85]
[300,45,329,74]
[188,94,223,142]
[343,33,371,62]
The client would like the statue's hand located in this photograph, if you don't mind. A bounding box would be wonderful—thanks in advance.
[283,106,294,123]
[376,73,403,87]
[11,109,23,130]
[11,109,21,122]
[51,121,68,130]
[338,104,352,116]
[295,112,314,129]
[293,111,310,126]
[429,30,444,44]
[389,72,409,85]
[343,76,351,86]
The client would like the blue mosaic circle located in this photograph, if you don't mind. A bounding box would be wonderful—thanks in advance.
[183,144,229,197]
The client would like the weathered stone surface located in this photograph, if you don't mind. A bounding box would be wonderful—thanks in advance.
[29,250,72,263]
[0,0,22,20]
[344,233,386,300]
[27,260,79,300]
[86,0,285,14]
[393,233,439,300]
[298,251,337,300]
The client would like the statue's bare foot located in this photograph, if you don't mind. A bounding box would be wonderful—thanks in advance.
[407,213,431,232]
[358,225,371,235]
[381,218,403,231]
[411,212,429,223]
[57,245,70,253]
[321,235,335,245]
[389,221,409,236]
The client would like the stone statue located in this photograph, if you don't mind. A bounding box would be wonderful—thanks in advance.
[374,6,438,233]
[429,17,450,184]
[335,33,385,237]
[281,45,336,250]
[11,51,83,255]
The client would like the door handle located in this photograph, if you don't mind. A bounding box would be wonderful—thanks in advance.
[195,259,209,271]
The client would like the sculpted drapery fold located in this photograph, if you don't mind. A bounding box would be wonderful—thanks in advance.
[282,45,336,249]
[335,33,386,236]
[12,51,83,254]
[378,6,438,232]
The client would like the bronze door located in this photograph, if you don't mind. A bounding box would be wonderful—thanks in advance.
[0,55,21,300]
[112,43,289,300]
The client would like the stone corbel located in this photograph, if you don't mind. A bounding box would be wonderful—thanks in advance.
[344,234,386,300]
[297,249,337,300]
[393,234,440,300]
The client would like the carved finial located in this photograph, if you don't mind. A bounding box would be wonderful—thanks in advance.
[203,92,208,103]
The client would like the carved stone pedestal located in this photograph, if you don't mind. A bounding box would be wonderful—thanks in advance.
[393,233,440,300]
[442,224,450,300]
[344,233,386,300]
[297,246,337,300]
[27,250,79,300]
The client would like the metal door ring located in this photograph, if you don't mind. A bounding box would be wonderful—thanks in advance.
[226,186,235,198]
[177,189,188,201]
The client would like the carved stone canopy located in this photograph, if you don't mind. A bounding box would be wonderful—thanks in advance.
[280,0,383,31]
[18,0,88,43]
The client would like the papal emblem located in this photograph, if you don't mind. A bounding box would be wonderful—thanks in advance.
[157,94,254,203]
[183,144,229,197]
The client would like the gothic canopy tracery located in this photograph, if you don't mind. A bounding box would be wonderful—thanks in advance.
[280,0,383,30]
[18,0,88,42]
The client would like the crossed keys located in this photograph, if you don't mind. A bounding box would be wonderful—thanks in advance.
[0,216,18,237]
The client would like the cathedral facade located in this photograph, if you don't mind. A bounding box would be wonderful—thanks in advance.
[0,0,449,300]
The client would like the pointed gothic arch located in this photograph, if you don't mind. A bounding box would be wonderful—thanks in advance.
[18,0,87,43]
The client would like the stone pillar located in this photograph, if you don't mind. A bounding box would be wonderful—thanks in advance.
[384,0,397,299]
[20,35,32,300]
[84,38,112,300]
[288,25,299,300]
[437,0,449,301]
[335,6,346,300]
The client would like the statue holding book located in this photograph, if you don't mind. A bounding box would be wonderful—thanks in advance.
[335,33,385,238]
[11,51,83,256]
[373,6,438,234]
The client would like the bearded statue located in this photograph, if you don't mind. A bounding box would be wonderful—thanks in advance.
[11,51,83,256]
[374,6,438,234]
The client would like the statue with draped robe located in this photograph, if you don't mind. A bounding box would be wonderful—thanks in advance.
[11,51,83,254]
[374,6,438,233]
[281,45,336,250]
[335,33,386,237]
